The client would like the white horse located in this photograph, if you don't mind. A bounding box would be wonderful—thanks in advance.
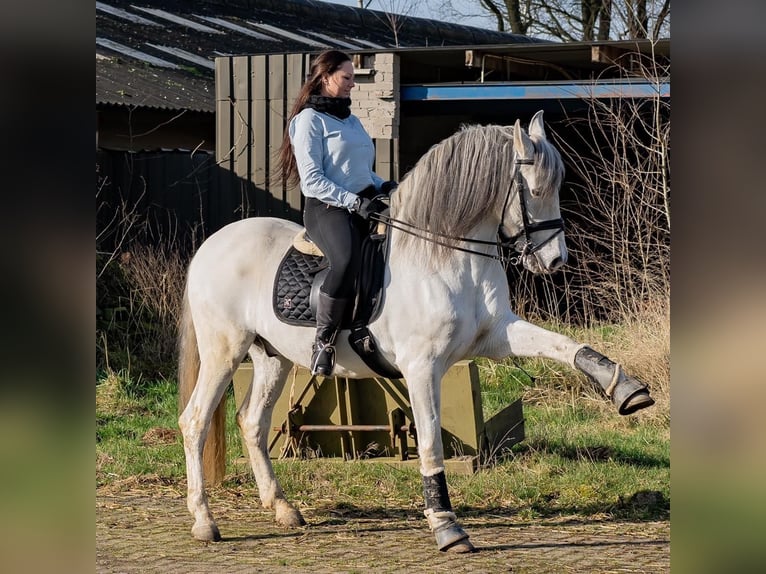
[178,111,654,553]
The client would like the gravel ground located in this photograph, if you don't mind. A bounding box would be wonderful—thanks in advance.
[97,485,669,573]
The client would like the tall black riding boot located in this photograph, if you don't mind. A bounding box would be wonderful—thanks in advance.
[311,291,349,376]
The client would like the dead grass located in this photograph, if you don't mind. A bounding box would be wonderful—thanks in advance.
[97,243,189,378]
[571,295,670,427]
[141,427,181,445]
[95,370,130,415]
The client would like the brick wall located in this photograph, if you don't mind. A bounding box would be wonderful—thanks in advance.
[351,53,400,140]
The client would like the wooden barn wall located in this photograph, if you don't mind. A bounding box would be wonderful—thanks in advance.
[216,52,398,224]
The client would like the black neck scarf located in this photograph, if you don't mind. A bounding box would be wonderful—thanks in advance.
[304,95,351,119]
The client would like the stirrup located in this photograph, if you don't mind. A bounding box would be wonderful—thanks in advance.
[311,342,336,376]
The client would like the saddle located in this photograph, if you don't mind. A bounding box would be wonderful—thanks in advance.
[272,222,402,379]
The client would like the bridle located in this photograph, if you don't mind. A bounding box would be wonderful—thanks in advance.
[497,157,565,262]
[371,155,565,265]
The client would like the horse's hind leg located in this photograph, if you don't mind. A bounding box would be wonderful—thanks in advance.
[179,329,251,542]
[237,343,305,528]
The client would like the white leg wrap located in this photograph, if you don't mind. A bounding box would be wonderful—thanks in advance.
[424,508,457,531]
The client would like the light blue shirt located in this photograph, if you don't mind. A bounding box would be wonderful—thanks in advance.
[289,108,384,209]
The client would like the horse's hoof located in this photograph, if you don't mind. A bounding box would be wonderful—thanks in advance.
[611,370,655,415]
[191,522,221,542]
[444,538,476,553]
[435,522,472,552]
[619,389,655,415]
[275,500,306,527]
[276,511,306,528]
[574,347,655,415]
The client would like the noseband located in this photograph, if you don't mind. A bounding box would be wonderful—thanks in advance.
[498,157,565,262]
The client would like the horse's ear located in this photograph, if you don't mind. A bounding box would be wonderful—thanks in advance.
[513,119,535,159]
[528,110,546,140]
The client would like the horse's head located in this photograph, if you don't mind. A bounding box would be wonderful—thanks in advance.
[499,111,567,274]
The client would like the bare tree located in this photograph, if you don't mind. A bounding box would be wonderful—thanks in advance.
[553,53,670,321]
[613,0,670,40]
[367,0,416,47]
[434,0,669,41]
[652,0,670,41]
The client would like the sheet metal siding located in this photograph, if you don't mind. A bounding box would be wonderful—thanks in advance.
[216,53,398,223]
[96,149,240,254]
[401,80,670,101]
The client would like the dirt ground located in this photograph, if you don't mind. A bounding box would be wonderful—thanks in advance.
[96,484,669,574]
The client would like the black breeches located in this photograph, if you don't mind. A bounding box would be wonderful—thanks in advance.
[303,197,364,299]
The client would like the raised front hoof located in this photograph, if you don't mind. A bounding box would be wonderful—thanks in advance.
[611,372,655,416]
[435,524,474,553]
[191,522,221,542]
[617,389,655,415]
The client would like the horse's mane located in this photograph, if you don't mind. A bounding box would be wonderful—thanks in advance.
[391,123,564,259]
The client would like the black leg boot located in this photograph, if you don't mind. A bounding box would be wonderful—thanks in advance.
[422,472,473,552]
[574,346,655,415]
[310,292,348,377]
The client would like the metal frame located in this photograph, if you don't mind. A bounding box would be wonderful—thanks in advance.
[232,360,525,474]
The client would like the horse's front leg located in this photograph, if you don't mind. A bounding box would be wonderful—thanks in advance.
[500,319,654,415]
[406,364,475,553]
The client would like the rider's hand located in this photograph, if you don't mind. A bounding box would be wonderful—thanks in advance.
[355,197,387,220]
[380,180,398,195]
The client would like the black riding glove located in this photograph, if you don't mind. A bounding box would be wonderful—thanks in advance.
[380,180,398,195]
[355,196,387,220]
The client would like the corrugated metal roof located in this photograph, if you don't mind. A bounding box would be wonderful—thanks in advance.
[96,0,542,112]
[96,56,215,112]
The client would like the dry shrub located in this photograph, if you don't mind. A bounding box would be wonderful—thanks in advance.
[612,296,670,426]
[95,370,125,414]
[567,296,670,427]
[97,244,188,378]
[506,52,670,424]
[559,54,669,323]
[511,51,669,329]
[119,244,186,333]
[97,166,193,378]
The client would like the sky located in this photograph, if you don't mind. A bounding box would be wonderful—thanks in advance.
[322,0,496,31]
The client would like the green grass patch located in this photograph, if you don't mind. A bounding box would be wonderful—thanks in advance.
[97,345,669,522]
[96,372,185,481]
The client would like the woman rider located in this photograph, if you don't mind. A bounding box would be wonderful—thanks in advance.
[277,49,395,376]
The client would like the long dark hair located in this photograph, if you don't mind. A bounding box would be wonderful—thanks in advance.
[276,50,352,186]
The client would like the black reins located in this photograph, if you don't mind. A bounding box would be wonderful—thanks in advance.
[371,156,565,265]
